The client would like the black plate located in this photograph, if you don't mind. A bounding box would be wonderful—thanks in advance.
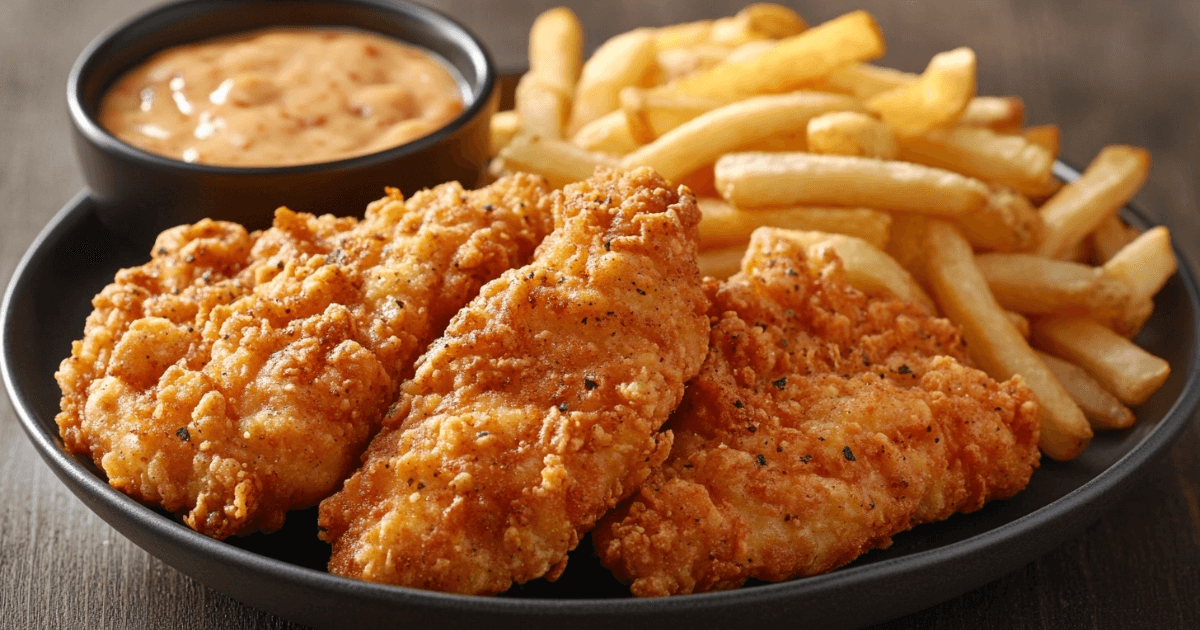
[4,162,1199,630]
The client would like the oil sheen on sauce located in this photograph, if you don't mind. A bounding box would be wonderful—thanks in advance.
[98,28,466,167]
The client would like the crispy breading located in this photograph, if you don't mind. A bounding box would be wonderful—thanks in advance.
[594,229,1041,596]
[55,175,554,539]
[317,168,710,594]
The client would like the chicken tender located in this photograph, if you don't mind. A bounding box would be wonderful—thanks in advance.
[55,175,553,539]
[318,168,710,594]
[594,229,1041,596]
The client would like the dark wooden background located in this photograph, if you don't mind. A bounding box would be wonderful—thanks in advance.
[3,0,1199,627]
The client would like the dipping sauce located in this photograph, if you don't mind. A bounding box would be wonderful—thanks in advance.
[98,28,466,167]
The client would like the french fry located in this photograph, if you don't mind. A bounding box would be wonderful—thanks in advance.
[950,186,1043,253]
[655,44,732,83]
[957,96,1025,133]
[1091,214,1141,265]
[1036,145,1150,258]
[619,87,730,143]
[818,63,914,99]
[697,198,892,250]
[867,47,976,138]
[698,243,747,279]
[568,28,658,135]
[1006,310,1031,338]
[620,92,861,182]
[896,126,1054,197]
[516,7,585,139]
[885,213,931,287]
[1022,124,1061,156]
[1035,350,1136,430]
[526,7,584,96]
[1101,226,1175,304]
[652,3,806,50]
[922,220,1092,460]
[496,135,618,189]
[806,111,899,159]
[715,3,808,42]
[570,110,639,155]
[770,228,935,314]
[1031,315,1170,406]
[669,10,885,100]
[721,39,777,65]
[516,75,569,139]
[715,152,990,216]
[975,252,1130,320]
[489,110,520,156]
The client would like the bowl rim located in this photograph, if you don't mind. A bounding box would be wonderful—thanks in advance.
[66,0,497,175]
[3,162,1199,623]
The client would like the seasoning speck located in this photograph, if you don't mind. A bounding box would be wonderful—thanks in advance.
[584,378,598,390]
[175,427,190,442]
[756,454,767,467]
[772,377,788,390]
[843,446,856,461]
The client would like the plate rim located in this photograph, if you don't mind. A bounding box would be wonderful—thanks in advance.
[4,164,1199,623]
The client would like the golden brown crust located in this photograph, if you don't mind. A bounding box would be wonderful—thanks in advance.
[317,167,711,594]
[594,230,1041,596]
[54,175,553,539]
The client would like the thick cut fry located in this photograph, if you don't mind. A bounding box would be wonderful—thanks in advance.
[516,75,568,139]
[721,39,777,65]
[975,252,1130,320]
[568,28,658,135]
[527,7,584,97]
[570,110,639,155]
[885,213,931,287]
[897,126,1054,197]
[806,111,899,159]
[1091,214,1141,265]
[669,10,885,100]
[958,96,1025,133]
[489,110,520,156]
[1101,226,1175,304]
[1022,124,1061,156]
[621,92,862,182]
[697,198,891,250]
[620,87,730,143]
[922,220,1091,460]
[697,243,746,279]
[819,63,914,99]
[1035,350,1135,430]
[655,45,731,83]
[715,152,990,216]
[1006,310,1031,338]
[496,135,618,189]
[516,8,585,139]
[652,3,806,50]
[1036,145,1150,258]
[1031,315,1170,406]
[769,228,935,313]
[867,48,976,138]
[950,186,1043,253]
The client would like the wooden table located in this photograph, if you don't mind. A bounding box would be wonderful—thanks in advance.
[3,0,1198,627]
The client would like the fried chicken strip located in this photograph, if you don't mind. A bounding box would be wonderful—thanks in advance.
[595,228,1041,596]
[55,175,553,539]
[318,168,710,594]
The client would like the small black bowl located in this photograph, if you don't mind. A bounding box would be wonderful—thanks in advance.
[68,0,497,244]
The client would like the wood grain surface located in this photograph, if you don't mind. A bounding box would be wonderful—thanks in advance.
[3,0,1198,628]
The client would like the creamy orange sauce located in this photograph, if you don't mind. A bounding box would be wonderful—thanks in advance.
[98,28,466,167]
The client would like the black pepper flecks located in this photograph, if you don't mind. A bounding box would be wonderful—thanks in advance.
[843,446,856,461]
[897,364,913,375]
[747,426,757,433]
[477,431,489,438]
[584,378,598,390]
[772,377,788,390]
[558,402,568,413]
[734,400,744,409]
[175,427,190,442]
[756,454,767,466]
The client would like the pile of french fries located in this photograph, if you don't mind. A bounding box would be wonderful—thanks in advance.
[490,4,1175,462]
